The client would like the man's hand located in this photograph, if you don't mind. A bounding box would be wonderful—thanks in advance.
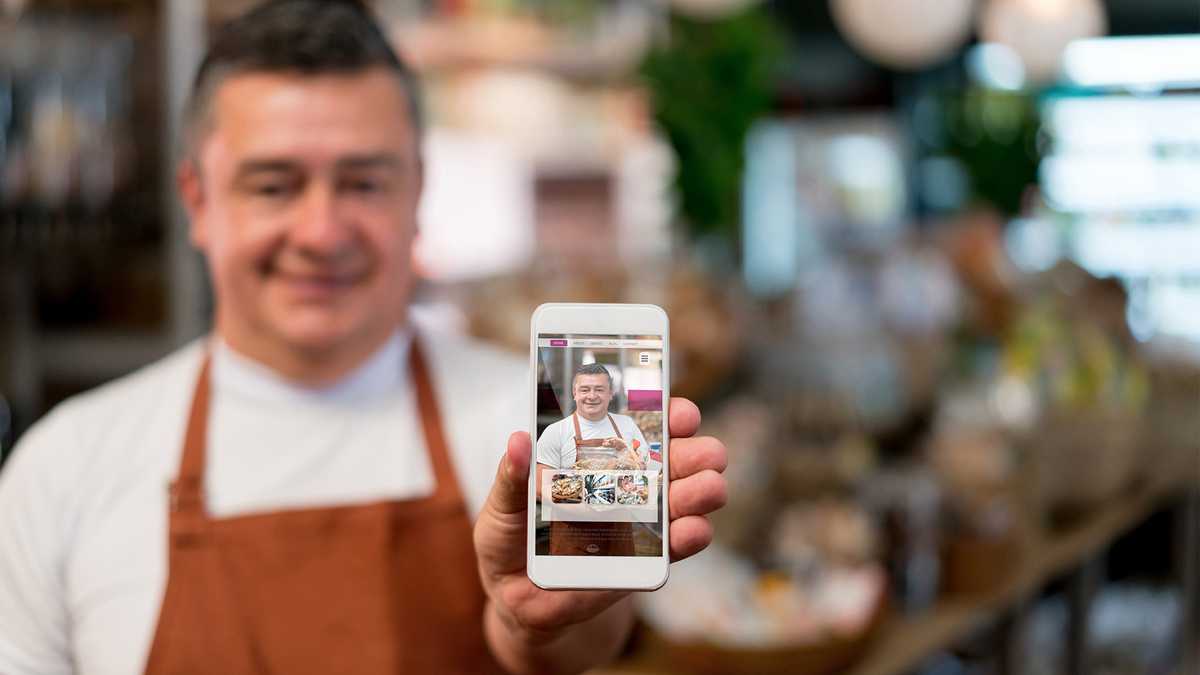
[618,447,646,470]
[473,398,727,675]
[602,437,628,453]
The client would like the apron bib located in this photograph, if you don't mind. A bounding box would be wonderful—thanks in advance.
[143,339,502,674]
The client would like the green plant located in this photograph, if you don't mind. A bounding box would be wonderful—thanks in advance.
[940,87,1041,217]
[640,7,783,249]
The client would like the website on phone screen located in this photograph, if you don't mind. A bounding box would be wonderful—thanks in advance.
[534,334,664,556]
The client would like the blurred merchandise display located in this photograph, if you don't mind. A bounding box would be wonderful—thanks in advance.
[1,3,174,469]
[1033,69,1200,344]
[388,0,657,80]
[382,1,678,283]
[1141,350,1200,489]
[0,5,168,333]
[860,466,942,612]
[429,19,1200,663]
[638,544,886,675]
[458,258,743,402]
[1021,585,1183,675]
[0,15,147,243]
[925,426,1023,596]
[743,115,910,295]
[1004,263,1150,522]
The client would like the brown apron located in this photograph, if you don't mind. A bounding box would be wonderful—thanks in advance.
[144,339,503,674]
[573,411,621,450]
[547,412,635,556]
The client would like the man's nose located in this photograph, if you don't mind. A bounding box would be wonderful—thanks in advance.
[291,182,351,254]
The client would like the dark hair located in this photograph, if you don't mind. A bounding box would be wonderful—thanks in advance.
[182,0,423,155]
[573,362,613,389]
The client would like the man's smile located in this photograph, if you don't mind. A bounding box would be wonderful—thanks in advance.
[264,262,369,301]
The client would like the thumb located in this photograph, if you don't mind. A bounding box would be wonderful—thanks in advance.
[486,431,531,517]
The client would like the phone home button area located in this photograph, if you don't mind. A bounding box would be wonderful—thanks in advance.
[586,544,601,554]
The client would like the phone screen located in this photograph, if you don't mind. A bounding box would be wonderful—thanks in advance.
[534,333,665,557]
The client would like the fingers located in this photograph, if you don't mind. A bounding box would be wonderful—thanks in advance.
[474,433,534,579]
[498,582,631,638]
[669,435,727,481]
[487,431,532,517]
[669,515,713,562]
[504,431,531,479]
[668,469,727,520]
[668,398,701,439]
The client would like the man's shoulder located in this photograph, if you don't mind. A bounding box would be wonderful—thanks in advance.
[9,341,202,461]
[419,320,525,385]
[2,341,203,505]
[541,415,573,436]
[416,315,528,426]
[418,319,528,422]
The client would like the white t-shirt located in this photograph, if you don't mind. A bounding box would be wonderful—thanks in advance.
[0,319,527,675]
[535,412,651,469]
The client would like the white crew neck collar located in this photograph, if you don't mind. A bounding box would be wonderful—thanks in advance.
[211,330,413,405]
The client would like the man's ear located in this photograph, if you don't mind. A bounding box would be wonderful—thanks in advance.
[177,158,208,249]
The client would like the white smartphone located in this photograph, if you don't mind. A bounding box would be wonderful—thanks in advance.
[527,303,670,590]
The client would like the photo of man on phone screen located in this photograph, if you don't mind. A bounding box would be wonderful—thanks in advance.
[536,362,660,555]
[537,363,650,471]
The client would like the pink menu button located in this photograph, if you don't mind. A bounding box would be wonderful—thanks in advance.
[550,339,568,346]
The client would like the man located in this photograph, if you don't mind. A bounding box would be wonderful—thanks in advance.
[537,362,661,556]
[536,362,653,474]
[0,2,728,674]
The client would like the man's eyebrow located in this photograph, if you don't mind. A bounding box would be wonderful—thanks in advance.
[231,154,406,178]
[336,154,405,171]
[234,158,301,177]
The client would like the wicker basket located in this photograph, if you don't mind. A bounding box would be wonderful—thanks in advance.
[644,591,888,675]
[1029,407,1141,523]
[1140,377,1200,490]
[942,532,1022,597]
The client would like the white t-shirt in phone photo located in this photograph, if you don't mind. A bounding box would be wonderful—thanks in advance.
[535,413,654,470]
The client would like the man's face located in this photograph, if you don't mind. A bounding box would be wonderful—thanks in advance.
[180,68,422,355]
[573,373,613,421]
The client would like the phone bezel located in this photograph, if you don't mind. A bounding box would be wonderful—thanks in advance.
[527,303,670,590]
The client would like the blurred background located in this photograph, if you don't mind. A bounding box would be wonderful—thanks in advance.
[1,0,1198,673]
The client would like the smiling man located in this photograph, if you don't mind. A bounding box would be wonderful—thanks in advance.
[0,1,728,674]
[536,363,651,473]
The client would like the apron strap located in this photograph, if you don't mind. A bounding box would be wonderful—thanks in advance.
[409,337,463,504]
[171,333,461,516]
[607,414,622,439]
[571,411,624,444]
[571,410,624,441]
[171,353,211,515]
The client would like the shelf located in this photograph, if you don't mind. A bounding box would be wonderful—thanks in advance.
[38,330,176,381]
[391,16,648,84]
[846,479,1186,675]
[591,476,1195,675]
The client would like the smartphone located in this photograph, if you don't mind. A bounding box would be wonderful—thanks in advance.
[527,303,670,590]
